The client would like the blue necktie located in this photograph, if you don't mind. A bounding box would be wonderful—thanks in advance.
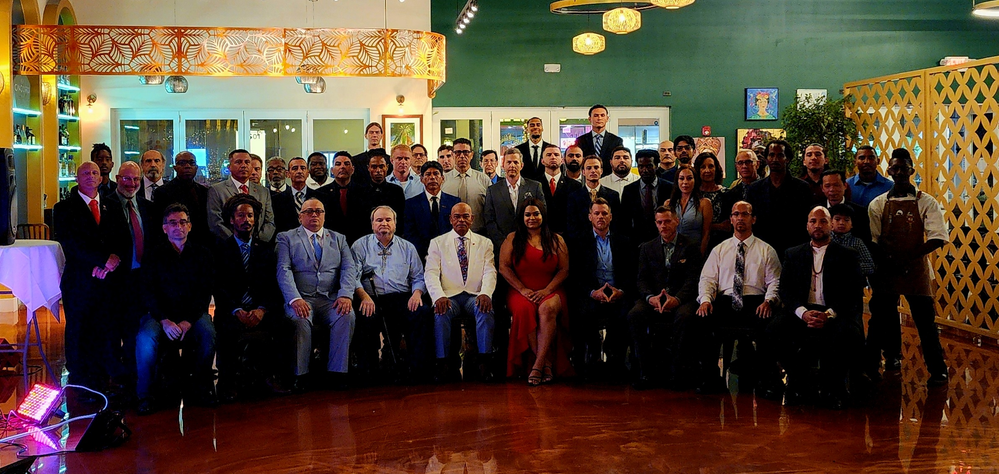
[594,133,603,156]
[239,241,253,306]
[312,234,323,265]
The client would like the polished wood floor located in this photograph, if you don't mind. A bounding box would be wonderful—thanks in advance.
[0,307,995,473]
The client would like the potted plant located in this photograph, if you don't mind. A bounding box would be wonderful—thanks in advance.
[781,95,857,176]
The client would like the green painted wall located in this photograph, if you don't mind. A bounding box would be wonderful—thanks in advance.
[430,0,998,175]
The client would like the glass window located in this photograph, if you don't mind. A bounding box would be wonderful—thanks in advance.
[617,118,661,154]
[440,119,484,168]
[497,118,526,155]
[120,120,175,178]
[186,119,238,183]
[558,119,591,151]
[313,119,365,158]
[249,119,303,162]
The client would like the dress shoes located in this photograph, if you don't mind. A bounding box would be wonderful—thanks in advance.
[137,398,157,416]
[927,372,949,387]
[695,377,729,395]
[289,375,309,394]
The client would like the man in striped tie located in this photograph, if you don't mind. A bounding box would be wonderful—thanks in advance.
[695,201,782,396]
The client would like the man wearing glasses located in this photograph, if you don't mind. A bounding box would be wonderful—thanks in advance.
[661,135,696,184]
[728,149,760,200]
[276,198,358,392]
[443,138,492,232]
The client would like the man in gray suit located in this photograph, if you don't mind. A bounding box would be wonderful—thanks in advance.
[483,148,547,250]
[208,149,277,243]
[276,198,358,392]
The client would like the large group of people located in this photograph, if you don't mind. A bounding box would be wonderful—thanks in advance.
[52,105,950,416]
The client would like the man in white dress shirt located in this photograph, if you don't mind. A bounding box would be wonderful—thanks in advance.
[599,146,639,196]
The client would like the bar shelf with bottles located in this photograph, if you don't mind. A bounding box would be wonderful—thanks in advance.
[56,75,81,202]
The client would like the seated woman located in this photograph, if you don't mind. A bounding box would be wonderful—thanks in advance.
[665,164,713,255]
[500,198,572,385]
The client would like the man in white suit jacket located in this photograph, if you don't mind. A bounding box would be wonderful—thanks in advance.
[425,203,497,381]
[276,198,358,391]
[208,149,277,243]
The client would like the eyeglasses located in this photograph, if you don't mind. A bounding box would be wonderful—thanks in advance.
[736,160,755,166]
[453,150,472,156]
[300,209,325,216]
[166,219,190,227]
[175,160,196,166]
[266,166,285,172]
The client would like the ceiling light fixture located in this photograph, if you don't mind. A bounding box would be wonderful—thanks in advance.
[572,32,605,55]
[304,77,326,93]
[651,0,695,9]
[973,0,999,17]
[164,75,188,93]
[454,0,478,34]
[603,7,641,34]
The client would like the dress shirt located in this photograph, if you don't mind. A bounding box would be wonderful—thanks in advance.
[230,176,250,193]
[270,183,287,193]
[305,176,329,190]
[387,169,426,199]
[505,176,524,209]
[832,231,875,277]
[868,191,948,243]
[289,185,309,210]
[351,234,427,296]
[443,168,491,211]
[594,230,615,287]
[78,189,99,208]
[231,234,265,312]
[698,234,781,304]
[545,171,562,186]
[426,191,442,207]
[488,174,499,185]
[528,139,544,168]
[794,243,828,318]
[142,176,165,201]
[599,172,639,196]
[847,173,894,208]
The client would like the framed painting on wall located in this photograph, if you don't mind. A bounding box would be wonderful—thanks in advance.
[737,128,785,150]
[382,115,423,147]
[746,88,779,121]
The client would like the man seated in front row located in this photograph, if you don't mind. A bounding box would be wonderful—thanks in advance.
[771,206,864,409]
[351,206,434,384]
[695,201,781,396]
[425,203,498,382]
[214,194,287,402]
[626,206,702,390]
[276,198,358,392]
[136,203,217,415]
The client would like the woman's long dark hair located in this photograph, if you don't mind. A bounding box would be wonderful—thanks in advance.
[666,164,704,209]
[512,197,561,266]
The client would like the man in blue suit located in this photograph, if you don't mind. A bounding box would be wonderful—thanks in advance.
[276,198,358,392]
[403,161,460,260]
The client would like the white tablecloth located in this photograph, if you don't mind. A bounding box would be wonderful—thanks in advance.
[0,239,65,321]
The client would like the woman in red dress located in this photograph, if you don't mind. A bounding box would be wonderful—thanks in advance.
[500,197,571,385]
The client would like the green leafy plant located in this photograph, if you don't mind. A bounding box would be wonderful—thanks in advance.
[781,95,857,176]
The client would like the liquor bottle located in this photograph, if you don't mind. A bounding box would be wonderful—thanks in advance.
[26,126,36,145]
[14,125,22,144]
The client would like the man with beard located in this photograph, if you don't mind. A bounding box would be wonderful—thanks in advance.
[306,152,331,189]
[539,143,582,235]
[656,140,675,181]
[599,146,639,196]
[662,135,695,183]
[317,152,370,243]
[138,149,167,201]
[266,157,287,194]
[745,140,814,259]
[564,145,585,183]
[152,151,212,249]
[92,143,117,197]
[621,150,673,245]
[515,117,555,182]
[847,146,894,208]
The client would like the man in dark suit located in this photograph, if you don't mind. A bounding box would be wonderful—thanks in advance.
[539,143,582,235]
[483,148,547,251]
[566,156,621,239]
[772,206,864,409]
[746,140,814,259]
[272,157,321,234]
[207,149,277,244]
[317,152,370,243]
[403,161,460,260]
[152,151,212,250]
[366,151,406,220]
[661,135,696,184]
[515,117,555,183]
[569,197,636,380]
[214,194,286,402]
[626,206,702,389]
[92,143,117,197]
[574,105,624,177]
[348,122,385,186]
[137,149,168,201]
[621,150,674,245]
[53,161,124,392]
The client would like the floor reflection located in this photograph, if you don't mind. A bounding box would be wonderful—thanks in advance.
[0,307,995,473]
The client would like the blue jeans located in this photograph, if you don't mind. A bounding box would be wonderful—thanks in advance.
[135,313,216,400]
[434,292,495,359]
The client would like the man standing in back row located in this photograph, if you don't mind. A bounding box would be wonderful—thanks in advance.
[207,149,276,243]
[515,117,555,183]
[575,105,623,177]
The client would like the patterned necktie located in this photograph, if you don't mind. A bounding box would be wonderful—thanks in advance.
[295,190,305,210]
[239,184,248,194]
[431,196,440,233]
[149,182,159,200]
[89,199,101,225]
[594,134,603,156]
[550,177,557,195]
[733,242,746,311]
[240,241,253,306]
[127,200,144,264]
[457,236,469,283]
[590,188,598,202]
[311,233,323,266]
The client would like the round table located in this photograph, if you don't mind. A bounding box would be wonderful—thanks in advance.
[0,239,65,321]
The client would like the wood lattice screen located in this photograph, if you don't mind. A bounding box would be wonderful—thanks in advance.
[845,55,999,340]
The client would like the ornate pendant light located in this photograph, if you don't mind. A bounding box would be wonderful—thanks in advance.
[304,77,326,93]
[602,7,641,34]
[139,75,164,85]
[651,0,695,9]
[164,76,188,93]
[572,32,605,55]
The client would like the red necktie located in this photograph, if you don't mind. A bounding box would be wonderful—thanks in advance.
[340,188,348,216]
[239,184,249,194]
[127,200,144,263]
[89,199,101,225]
[550,177,557,195]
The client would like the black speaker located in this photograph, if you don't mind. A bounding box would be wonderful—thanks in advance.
[0,147,15,246]
[75,410,131,452]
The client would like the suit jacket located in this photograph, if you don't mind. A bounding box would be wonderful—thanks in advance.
[271,186,320,234]
[779,241,864,332]
[424,229,497,302]
[540,173,584,235]
[515,140,555,183]
[635,233,702,305]
[214,236,282,318]
[483,177,547,249]
[53,187,124,299]
[565,185,621,240]
[276,227,358,303]
[402,192,461,260]
[152,178,211,249]
[98,180,117,198]
[745,176,814,259]
[621,178,674,245]
[207,179,277,243]
[137,178,168,202]
[104,191,161,272]
[316,180,371,243]
[574,131,624,177]
[569,231,636,303]
[366,181,407,224]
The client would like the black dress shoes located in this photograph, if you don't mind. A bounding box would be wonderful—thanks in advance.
[137,398,156,416]
[695,377,729,395]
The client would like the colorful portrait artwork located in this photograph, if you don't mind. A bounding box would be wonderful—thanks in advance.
[737,128,785,150]
[694,136,726,178]
[746,88,779,121]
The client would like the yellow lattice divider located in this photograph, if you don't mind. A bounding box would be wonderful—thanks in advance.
[846,55,999,340]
